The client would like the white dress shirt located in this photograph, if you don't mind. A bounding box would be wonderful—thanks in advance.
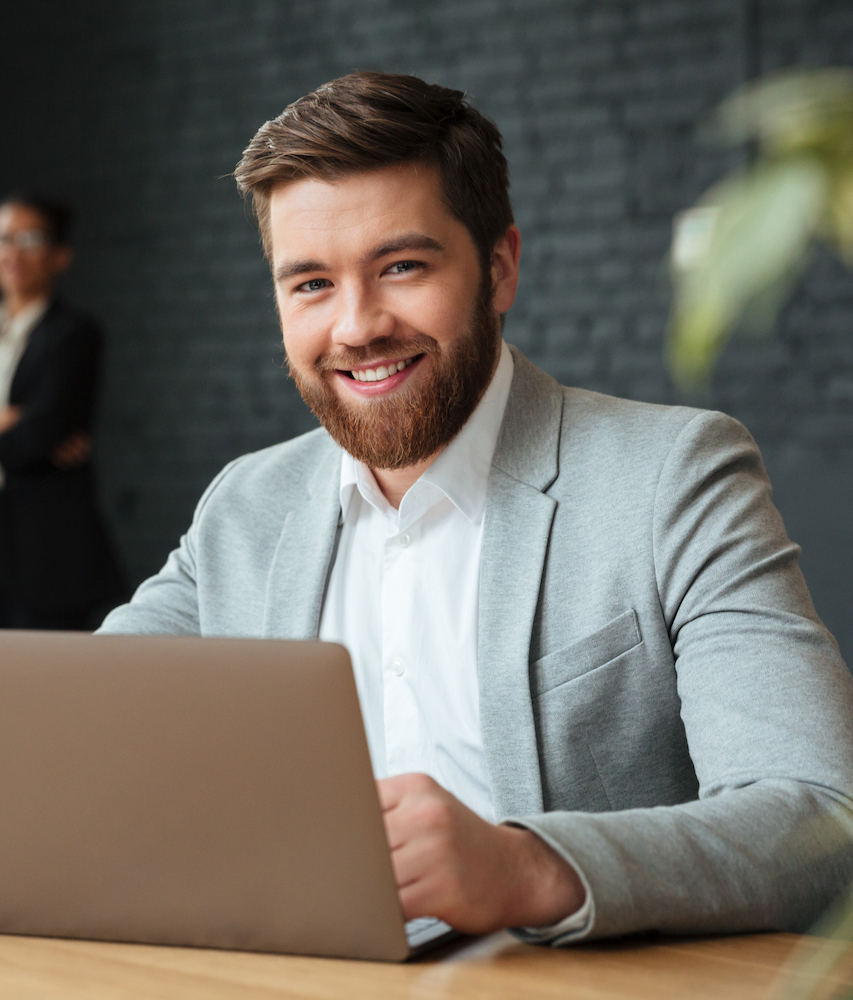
[318,340,590,938]
[0,297,49,488]
[319,341,515,823]
[0,297,48,408]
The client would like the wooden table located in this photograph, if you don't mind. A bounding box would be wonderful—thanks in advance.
[0,931,851,1000]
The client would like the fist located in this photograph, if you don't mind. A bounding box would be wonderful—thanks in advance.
[377,772,585,934]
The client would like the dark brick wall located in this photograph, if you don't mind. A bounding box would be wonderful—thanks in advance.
[1,0,852,658]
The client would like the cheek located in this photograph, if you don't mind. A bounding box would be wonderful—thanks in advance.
[276,297,316,361]
[18,259,44,284]
[395,284,471,342]
[280,316,327,372]
[281,329,311,369]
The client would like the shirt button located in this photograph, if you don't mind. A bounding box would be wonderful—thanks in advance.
[397,532,411,547]
[391,657,405,676]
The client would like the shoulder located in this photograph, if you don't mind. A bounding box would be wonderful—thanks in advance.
[33,299,101,344]
[192,426,340,522]
[563,385,760,499]
[513,346,749,449]
[559,383,741,455]
[506,347,759,490]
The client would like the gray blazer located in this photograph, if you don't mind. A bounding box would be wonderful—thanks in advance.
[101,348,853,941]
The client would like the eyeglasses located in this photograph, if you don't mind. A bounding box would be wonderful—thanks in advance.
[0,230,51,251]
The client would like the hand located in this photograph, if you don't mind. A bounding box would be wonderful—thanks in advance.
[0,405,21,433]
[377,773,585,934]
[51,430,92,469]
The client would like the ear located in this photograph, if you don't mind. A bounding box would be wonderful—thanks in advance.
[490,225,521,314]
[50,245,73,278]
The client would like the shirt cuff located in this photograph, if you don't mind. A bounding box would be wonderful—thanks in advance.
[503,817,596,944]
[513,892,593,943]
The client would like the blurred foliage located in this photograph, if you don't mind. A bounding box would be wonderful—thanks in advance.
[667,69,853,386]
[667,75,853,994]
[772,881,853,1000]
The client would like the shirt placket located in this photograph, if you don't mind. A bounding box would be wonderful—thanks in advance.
[380,512,423,777]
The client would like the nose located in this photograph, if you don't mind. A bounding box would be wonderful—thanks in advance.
[330,279,394,348]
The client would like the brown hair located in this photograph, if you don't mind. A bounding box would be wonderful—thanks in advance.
[234,71,513,266]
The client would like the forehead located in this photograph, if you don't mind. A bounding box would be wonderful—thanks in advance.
[0,203,49,232]
[268,163,470,261]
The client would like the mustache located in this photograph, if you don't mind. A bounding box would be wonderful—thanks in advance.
[312,335,439,373]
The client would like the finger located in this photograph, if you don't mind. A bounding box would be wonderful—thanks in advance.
[381,805,405,852]
[386,834,443,892]
[397,869,459,924]
[376,773,415,812]
[398,878,440,922]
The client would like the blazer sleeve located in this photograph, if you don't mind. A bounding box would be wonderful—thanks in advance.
[0,312,100,471]
[510,411,853,942]
[96,459,246,636]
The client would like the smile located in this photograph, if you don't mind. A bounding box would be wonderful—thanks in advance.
[345,355,420,382]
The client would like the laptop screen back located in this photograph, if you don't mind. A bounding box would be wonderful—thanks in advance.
[0,631,410,960]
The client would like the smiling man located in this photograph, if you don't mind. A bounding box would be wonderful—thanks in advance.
[100,72,853,943]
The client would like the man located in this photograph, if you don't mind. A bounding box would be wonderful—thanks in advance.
[100,72,853,942]
[0,195,123,629]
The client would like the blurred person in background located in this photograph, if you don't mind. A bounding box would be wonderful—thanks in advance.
[0,194,124,630]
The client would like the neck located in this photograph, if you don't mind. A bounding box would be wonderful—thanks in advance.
[371,452,441,509]
[371,339,505,509]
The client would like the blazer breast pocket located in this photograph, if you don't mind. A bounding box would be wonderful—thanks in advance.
[532,609,642,696]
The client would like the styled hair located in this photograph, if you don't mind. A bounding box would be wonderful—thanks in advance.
[234,71,513,266]
[0,193,74,245]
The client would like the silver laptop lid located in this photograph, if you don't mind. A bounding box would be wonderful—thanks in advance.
[0,631,411,961]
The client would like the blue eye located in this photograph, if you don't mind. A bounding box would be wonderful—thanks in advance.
[388,260,421,274]
[299,278,329,292]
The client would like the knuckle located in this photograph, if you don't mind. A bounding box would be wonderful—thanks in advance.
[410,772,434,794]
[414,798,451,833]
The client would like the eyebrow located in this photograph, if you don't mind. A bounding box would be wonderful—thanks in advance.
[366,233,445,262]
[274,232,446,284]
[274,259,327,282]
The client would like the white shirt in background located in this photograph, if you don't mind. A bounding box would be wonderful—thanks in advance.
[0,297,49,488]
[0,297,48,409]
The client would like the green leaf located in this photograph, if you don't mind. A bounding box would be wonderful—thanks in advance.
[713,68,853,157]
[667,157,827,385]
[826,167,853,264]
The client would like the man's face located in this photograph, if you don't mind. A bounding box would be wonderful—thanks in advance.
[269,163,519,470]
[0,203,70,305]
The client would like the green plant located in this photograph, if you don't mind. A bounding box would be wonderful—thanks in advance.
[667,68,853,386]
[667,71,853,996]
[771,882,853,1000]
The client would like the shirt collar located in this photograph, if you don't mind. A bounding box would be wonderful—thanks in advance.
[0,297,49,341]
[339,340,515,524]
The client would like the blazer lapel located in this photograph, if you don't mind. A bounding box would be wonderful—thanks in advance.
[478,349,564,819]
[261,438,342,639]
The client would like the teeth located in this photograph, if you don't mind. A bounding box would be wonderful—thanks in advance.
[352,357,415,382]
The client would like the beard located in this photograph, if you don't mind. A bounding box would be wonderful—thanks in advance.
[286,273,501,470]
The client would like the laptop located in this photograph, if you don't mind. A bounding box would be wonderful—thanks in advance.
[0,630,455,961]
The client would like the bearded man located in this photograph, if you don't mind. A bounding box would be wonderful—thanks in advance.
[99,72,853,943]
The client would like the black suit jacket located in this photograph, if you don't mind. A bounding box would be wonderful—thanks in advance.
[0,299,123,610]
